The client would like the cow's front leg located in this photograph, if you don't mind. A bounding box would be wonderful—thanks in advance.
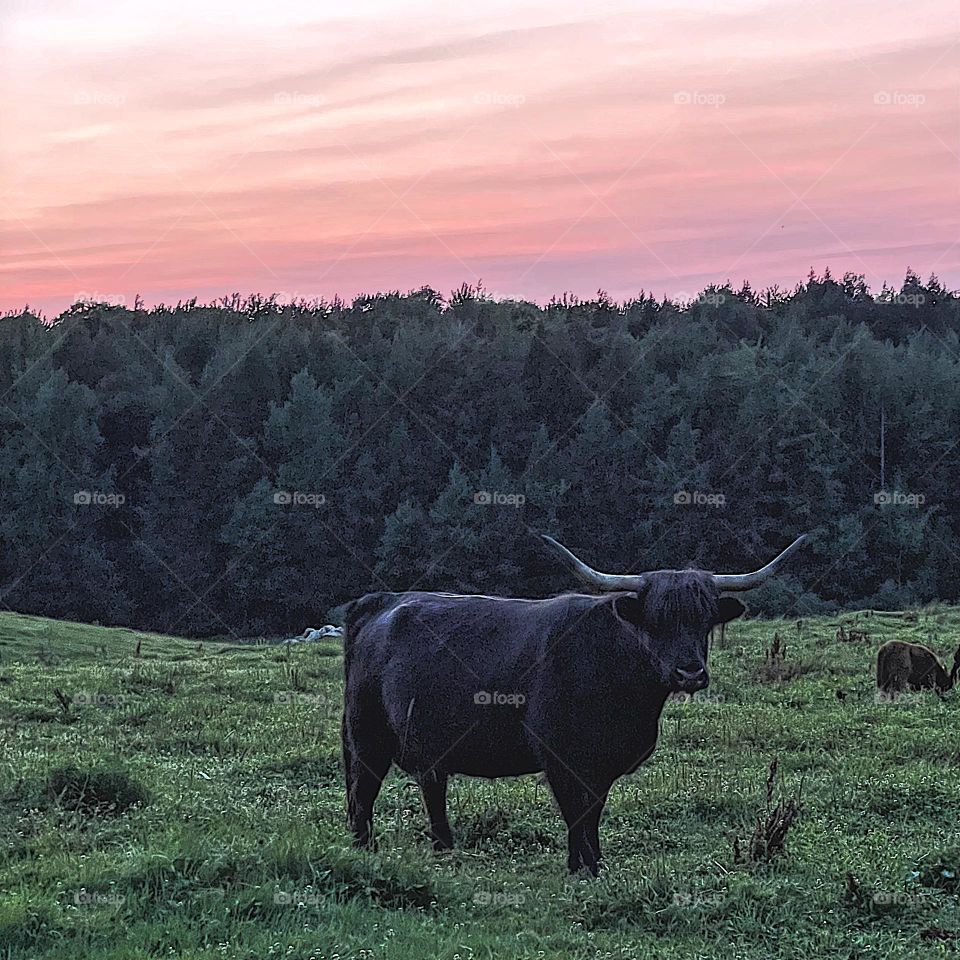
[547,766,610,876]
[418,770,453,850]
[581,785,611,873]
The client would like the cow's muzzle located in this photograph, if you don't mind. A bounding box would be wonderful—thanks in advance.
[672,666,709,693]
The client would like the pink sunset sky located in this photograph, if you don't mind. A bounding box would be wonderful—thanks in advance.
[2,0,958,315]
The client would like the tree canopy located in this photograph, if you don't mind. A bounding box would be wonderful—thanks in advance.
[2,271,958,636]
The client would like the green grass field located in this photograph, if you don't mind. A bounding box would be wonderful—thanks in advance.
[2,607,960,959]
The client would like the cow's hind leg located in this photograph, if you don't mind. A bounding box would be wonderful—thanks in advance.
[418,771,453,851]
[343,709,395,848]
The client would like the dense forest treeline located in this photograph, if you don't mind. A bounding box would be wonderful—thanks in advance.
[2,269,960,636]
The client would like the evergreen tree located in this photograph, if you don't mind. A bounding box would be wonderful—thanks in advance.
[3,273,960,634]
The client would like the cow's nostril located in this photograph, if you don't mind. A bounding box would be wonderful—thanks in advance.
[673,666,708,689]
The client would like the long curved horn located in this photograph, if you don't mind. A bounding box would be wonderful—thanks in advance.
[535,529,809,593]
[711,535,809,591]
[536,533,647,591]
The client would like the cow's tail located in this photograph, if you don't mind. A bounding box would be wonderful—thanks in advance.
[342,593,392,742]
[343,592,391,654]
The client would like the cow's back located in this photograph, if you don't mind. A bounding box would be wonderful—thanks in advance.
[342,591,595,777]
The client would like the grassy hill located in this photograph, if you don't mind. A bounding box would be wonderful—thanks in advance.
[2,608,960,959]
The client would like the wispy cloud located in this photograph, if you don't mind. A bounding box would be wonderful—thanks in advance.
[2,0,958,314]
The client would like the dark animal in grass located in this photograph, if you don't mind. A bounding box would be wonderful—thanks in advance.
[876,640,960,696]
[342,531,807,876]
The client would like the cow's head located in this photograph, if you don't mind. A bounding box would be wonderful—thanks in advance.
[605,574,744,691]
[537,532,808,694]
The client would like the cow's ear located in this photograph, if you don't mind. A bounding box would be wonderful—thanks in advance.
[613,593,647,627]
[715,597,746,624]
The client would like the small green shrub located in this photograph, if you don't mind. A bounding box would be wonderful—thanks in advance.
[45,764,150,815]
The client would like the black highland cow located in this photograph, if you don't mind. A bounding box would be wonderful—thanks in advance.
[342,532,807,874]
